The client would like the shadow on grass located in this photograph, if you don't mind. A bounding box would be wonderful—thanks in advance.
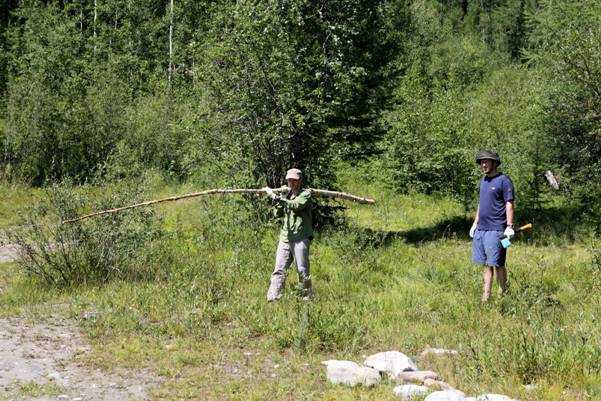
[350,205,586,248]
[351,215,472,248]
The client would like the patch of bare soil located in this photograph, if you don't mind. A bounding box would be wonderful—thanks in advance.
[0,315,161,401]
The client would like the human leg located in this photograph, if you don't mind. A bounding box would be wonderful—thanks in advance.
[496,265,507,294]
[482,266,494,303]
[291,238,312,299]
[267,241,293,302]
[481,230,507,300]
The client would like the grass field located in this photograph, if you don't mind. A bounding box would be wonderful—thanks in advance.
[1,174,600,401]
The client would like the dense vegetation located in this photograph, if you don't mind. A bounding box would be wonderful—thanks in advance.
[1,0,600,223]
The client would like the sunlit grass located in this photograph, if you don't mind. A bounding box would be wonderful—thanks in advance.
[1,174,600,400]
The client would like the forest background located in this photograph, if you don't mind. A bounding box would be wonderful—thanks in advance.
[1,0,600,221]
[1,0,601,400]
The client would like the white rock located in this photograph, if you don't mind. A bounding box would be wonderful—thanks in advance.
[322,360,381,387]
[397,370,439,383]
[364,351,417,379]
[421,348,459,357]
[464,398,477,401]
[424,390,466,401]
[393,384,429,400]
[476,394,519,401]
[523,384,536,391]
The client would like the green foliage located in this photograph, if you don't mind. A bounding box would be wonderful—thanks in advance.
[526,0,601,225]
[381,22,493,204]
[1,0,409,197]
[193,0,408,189]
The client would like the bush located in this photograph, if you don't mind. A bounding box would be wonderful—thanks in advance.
[8,179,162,287]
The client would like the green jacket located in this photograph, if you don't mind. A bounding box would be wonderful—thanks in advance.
[274,189,313,242]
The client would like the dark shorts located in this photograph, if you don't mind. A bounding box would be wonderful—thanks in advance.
[472,229,506,267]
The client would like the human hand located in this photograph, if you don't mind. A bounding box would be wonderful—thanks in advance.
[263,187,278,200]
[469,222,477,238]
[503,225,515,238]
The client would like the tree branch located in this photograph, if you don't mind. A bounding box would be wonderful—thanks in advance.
[62,187,376,224]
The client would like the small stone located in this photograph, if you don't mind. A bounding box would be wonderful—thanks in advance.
[476,394,519,401]
[81,311,102,320]
[421,348,459,357]
[424,390,466,401]
[523,384,536,391]
[322,360,381,387]
[397,370,439,383]
[364,351,417,379]
[57,396,69,400]
[72,398,83,401]
[393,384,429,400]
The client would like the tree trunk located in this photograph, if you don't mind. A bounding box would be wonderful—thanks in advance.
[93,0,97,56]
[168,0,174,85]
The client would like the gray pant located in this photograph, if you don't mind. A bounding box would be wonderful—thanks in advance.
[266,238,312,301]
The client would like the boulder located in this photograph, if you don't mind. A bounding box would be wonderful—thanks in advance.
[364,351,417,379]
[397,370,439,383]
[393,384,429,400]
[476,394,519,401]
[321,360,381,387]
[424,390,466,401]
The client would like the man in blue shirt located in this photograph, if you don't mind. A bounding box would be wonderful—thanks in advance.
[469,150,515,303]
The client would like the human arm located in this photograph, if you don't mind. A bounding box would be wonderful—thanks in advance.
[506,201,514,226]
[470,205,479,238]
[503,201,515,237]
[503,177,515,236]
[276,190,311,212]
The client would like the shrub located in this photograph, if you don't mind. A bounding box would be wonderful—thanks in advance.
[8,179,162,287]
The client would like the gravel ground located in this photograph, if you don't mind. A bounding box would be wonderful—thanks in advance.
[1,236,161,400]
[0,315,160,401]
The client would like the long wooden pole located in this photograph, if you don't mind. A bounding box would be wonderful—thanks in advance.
[62,187,375,224]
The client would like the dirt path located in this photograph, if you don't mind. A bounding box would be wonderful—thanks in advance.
[0,315,161,401]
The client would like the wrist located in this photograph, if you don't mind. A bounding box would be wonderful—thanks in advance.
[507,223,514,228]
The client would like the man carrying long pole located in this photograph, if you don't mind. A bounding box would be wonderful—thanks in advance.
[263,168,314,302]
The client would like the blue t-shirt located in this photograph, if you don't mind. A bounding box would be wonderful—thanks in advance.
[477,173,514,231]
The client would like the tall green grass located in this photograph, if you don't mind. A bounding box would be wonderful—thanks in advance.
[1,174,600,400]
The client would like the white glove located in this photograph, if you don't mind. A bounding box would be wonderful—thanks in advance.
[503,225,515,238]
[469,222,477,238]
[263,187,277,200]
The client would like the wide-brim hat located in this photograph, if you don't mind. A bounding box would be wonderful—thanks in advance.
[475,150,501,166]
[285,168,302,180]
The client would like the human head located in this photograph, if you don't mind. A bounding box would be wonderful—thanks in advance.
[285,168,302,191]
[475,150,501,166]
[475,150,501,175]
